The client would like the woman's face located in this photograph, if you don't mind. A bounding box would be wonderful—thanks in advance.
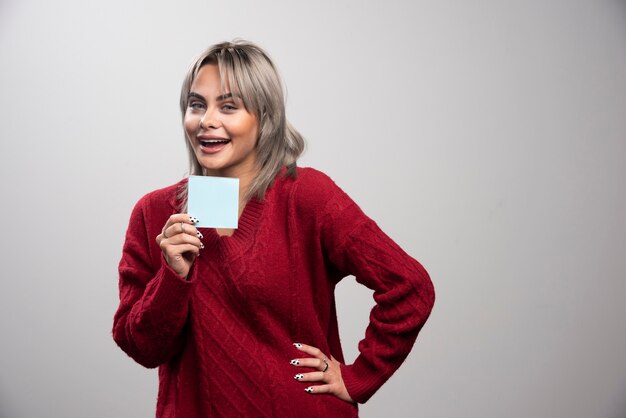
[184,64,259,179]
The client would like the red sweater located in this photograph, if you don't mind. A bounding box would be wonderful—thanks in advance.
[113,168,434,417]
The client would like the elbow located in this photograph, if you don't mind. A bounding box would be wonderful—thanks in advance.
[112,320,165,369]
[131,356,163,370]
[401,262,435,328]
[420,267,435,312]
[415,262,435,318]
[112,332,164,369]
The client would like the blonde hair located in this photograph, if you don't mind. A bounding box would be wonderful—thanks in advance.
[179,40,305,205]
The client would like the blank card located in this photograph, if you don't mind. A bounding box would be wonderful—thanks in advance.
[187,175,239,228]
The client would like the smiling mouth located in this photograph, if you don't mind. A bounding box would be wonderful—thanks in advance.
[198,138,231,154]
[199,139,230,146]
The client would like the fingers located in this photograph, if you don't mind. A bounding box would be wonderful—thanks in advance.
[158,214,201,243]
[156,214,203,278]
[291,343,329,373]
[290,342,354,403]
[303,384,333,394]
[294,371,325,382]
[164,213,199,232]
[161,240,201,258]
[158,228,203,252]
[157,215,202,247]
[292,342,326,360]
[289,356,327,371]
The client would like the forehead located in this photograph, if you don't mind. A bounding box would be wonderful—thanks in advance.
[190,64,236,95]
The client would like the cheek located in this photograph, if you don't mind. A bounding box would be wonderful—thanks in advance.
[234,116,259,141]
[183,115,199,136]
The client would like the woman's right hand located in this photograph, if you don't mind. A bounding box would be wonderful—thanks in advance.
[156,214,203,279]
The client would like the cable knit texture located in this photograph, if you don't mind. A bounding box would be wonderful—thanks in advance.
[112,167,435,417]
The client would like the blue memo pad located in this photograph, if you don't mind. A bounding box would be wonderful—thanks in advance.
[187,175,239,228]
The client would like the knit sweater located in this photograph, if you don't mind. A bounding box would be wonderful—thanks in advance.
[113,167,434,417]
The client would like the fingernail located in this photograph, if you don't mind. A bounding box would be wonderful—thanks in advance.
[189,216,199,224]
[196,231,204,239]
[293,343,302,348]
[290,359,300,365]
[304,387,314,393]
[294,374,304,381]
[200,243,205,250]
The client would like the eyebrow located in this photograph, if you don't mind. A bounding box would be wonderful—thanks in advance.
[188,91,240,102]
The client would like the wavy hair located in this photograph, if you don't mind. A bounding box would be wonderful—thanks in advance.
[178,40,305,206]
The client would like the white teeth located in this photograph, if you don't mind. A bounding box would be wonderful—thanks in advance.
[200,140,229,145]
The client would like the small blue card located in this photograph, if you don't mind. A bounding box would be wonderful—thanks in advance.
[187,176,239,228]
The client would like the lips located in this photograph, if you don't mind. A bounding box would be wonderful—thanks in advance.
[198,137,231,154]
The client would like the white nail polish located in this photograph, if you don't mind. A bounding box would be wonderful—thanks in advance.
[290,359,300,365]
[294,374,304,380]
[293,343,302,348]
[304,387,314,393]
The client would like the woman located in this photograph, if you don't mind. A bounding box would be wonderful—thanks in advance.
[113,40,435,417]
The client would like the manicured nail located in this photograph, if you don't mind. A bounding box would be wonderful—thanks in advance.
[294,374,304,381]
[200,243,205,250]
[293,343,302,348]
[290,359,300,365]
[189,216,199,224]
[304,387,314,393]
[196,231,204,239]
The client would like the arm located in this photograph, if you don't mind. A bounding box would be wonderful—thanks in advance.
[112,196,195,368]
[322,190,435,403]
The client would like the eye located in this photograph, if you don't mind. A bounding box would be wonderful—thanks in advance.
[188,100,206,110]
[221,103,238,111]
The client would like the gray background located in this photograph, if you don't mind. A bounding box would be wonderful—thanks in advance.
[1,0,625,417]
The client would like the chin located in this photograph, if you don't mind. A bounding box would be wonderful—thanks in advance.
[197,159,229,174]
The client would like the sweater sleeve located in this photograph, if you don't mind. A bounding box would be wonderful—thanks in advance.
[320,185,435,403]
[112,195,194,368]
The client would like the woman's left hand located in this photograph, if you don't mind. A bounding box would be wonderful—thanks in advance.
[290,343,354,403]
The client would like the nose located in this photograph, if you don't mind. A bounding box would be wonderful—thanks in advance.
[199,108,221,130]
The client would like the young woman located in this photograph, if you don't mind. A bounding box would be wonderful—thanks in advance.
[113,40,435,417]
